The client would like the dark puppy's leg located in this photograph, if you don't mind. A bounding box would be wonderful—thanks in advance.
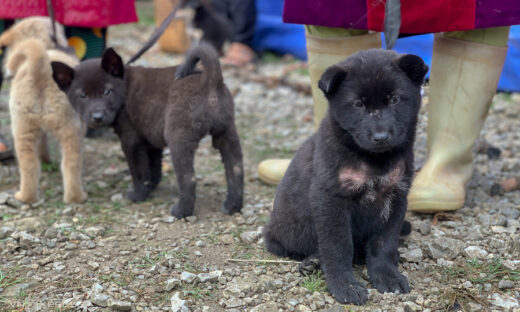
[169,137,198,218]
[148,147,163,190]
[211,125,243,215]
[299,254,320,275]
[314,196,368,305]
[365,196,410,294]
[120,133,152,202]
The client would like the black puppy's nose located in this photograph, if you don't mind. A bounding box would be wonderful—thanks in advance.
[372,132,390,144]
[91,112,104,122]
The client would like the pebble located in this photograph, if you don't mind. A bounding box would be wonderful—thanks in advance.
[418,221,431,235]
[221,234,234,245]
[180,272,198,284]
[165,278,181,291]
[170,292,189,312]
[109,299,132,311]
[498,279,514,289]
[91,293,111,307]
[198,270,222,283]
[463,246,488,259]
[490,293,519,308]
[239,230,262,243]
[424,237,465,260]
[401,248,423,262]
[111,193,124,202]
[0,226,14,239]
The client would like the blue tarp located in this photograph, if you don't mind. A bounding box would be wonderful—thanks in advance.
[252,0,520,92]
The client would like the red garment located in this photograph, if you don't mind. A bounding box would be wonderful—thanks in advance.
[0,0,137,27]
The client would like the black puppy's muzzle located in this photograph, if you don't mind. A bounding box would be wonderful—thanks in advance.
[372,131,390,144]
[89,110,110,126]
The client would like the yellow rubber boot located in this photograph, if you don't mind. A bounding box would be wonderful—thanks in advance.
[258,30,381,186]
[408,35,508,212]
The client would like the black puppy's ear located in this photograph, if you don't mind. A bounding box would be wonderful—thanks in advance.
[397,54,428,85]
[101,48,124,78]
[51,61,74,91]
[318,65,347,95]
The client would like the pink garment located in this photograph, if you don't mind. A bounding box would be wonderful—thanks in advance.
[0,0,137,27]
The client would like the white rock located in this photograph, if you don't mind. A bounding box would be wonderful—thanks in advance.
[91,293,111,307]
[171,292,188,312]
[108,299,132,311]
[180,272,198,284]
[110,193,124,202]
[198,270,222,283]
[490,293,519,308]
[463,246,488,259]
[165,278,181,291]
[239,230,262,243]
[401,248,423,262]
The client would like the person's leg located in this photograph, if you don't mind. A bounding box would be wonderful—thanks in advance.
[408,27,510,212]
[258,26,381,185]
[65,27,107,60]
[220,0,257,66]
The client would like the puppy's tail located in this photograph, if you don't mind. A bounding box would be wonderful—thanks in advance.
[175,42,223,87]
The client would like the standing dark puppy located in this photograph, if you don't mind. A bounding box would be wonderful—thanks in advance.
[264,49,428,305]
[51,43,244,218]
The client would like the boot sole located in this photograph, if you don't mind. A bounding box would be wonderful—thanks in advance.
[258,171,282,186]
[408,198,464,213]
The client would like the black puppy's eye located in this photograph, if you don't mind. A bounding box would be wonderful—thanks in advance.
[353,99,363,108]
[104,89,112,96]
[79,92,87,99]
[389,95,400,105]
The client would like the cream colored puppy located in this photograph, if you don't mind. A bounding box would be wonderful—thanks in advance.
[6,38,86,204]
[0,16,67,50]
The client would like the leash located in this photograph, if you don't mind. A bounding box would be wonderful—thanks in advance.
[46,0,75,54]
[126,0,183,65]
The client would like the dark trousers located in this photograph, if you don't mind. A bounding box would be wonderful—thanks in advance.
[210,0,256,46]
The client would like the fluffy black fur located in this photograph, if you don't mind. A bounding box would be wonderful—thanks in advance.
[264,49,428,305]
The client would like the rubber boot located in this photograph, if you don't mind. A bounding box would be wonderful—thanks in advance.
[408,35,508,212]
[258,31,381,186]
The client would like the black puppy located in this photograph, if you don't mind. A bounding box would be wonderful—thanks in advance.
[264,49,428,305]
[51,43,243,218]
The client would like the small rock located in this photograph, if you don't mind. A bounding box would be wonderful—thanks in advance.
[91,293,111,307]
[498,279,514,289]
[401,248,423,263]
[85,226,105,237]
[170,292,189,312]
[490,293,519,308]
[239,230,262,243]
[162,216,176,223]
[165,278,181,291]
[198,270,222,283]
[418,221,431,235]
[463,246,488,259]
[109,299,132,311]
[43,227,58,239]
[180,272,198,284]
[37,256,54,266]
[6,197,22,208]
[424,237,465,260]
[0,192,9,204]
[110,193,124,202]
[88,261,100,270]
[221,234,234,245]
[194,251,202,257]
[0,226,14,239]
[185,216,197,223]
[91,283,104,293]
[18,231,40,248]
[251,302,278,312]
[223,297,243,308]
[64,243,78,250]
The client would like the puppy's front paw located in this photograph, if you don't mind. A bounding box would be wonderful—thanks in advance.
[15,191,38,204]
[127,188,148,202]
[370,270,410,294]
[220,198,242,215]
[327,276,368,305]
[64,190,87,204]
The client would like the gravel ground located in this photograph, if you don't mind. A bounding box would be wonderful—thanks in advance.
[0,4,519,311]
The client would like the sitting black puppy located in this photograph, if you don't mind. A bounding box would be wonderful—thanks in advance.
[263,49,428,305]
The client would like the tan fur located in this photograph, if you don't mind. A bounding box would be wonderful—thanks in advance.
[7,39,86,204]
[1,17,70,163]
[0,17,67,50]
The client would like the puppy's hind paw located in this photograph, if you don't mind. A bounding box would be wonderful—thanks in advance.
[220,198,242,215]
[170,203,193,219]
[327,276,368,305]
[64,191,87,204]
[126,189,148,202]
[370,271,410,294]
[15,191,38,204]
